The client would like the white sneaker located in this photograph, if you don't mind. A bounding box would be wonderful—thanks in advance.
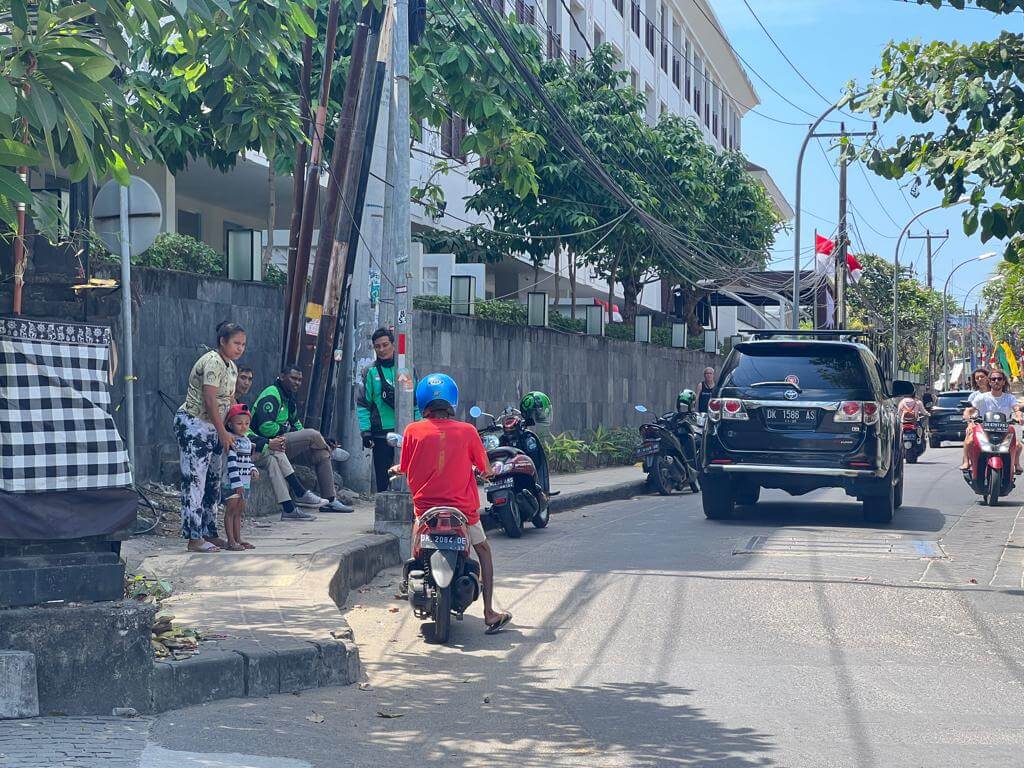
[321,499,355,513]
[295,490,327,507]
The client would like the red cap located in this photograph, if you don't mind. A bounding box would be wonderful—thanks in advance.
[226,403,249,422]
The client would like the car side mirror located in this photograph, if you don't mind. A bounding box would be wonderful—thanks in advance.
[891,380,915,398]
[469,406,482,418]
[386,432,403,447]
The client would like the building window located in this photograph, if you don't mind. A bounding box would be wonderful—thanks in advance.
[613,0,623,15]
[594,24,604,46]
[693,56,702,117]
[684,39,691,102]
[644,19,654,54]
[630,68,639,92]
[422,266,439,295]
[631,1,640,35]
[546,26,562,60]
[515,0,535,26]
[441,115,468,162]
[711,81,719,139]
[177,209,202,242]
[490,0,503,11]
[671,55,680,88]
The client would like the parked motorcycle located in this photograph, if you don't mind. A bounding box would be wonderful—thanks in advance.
[470,405,552,538]
[634,404,701,495]
[961,408,1018,506]
[386,434,482,645]
[901,414,926,464]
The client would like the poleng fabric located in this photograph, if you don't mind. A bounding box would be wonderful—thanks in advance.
[0,318,131,493]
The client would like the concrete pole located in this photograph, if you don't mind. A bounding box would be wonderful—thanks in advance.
[119,184,135,471]
[392,0,414,442]
[837,141,847,329]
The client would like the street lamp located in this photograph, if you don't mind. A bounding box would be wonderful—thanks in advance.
[941,252,997,389]
[959,273,1003,376]
[791,92,871,330]
[891,197,970,377]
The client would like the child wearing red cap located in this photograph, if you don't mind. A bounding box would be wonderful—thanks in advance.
[223,403,258,550]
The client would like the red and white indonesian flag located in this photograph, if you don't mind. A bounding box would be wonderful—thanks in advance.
[814,233,835,276]
[846,253,864,284]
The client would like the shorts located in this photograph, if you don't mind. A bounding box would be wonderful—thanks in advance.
[221,486,247,503]
[468,521,486,546]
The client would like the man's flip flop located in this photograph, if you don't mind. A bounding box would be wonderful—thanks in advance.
[485,612,512,634]
[189,541,221,553]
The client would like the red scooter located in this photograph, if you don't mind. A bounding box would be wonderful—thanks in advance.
[404,506,482,644]
[962,409,1018,506]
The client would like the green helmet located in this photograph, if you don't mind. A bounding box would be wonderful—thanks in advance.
[520,391,552,425]
[677,389,696,412]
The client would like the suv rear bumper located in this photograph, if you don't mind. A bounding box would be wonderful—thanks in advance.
[704,463,883,479]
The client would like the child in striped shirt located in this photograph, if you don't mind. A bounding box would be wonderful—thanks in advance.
[223,404,259,551]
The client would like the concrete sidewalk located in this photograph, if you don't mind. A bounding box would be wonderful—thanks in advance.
[120,464,645,711]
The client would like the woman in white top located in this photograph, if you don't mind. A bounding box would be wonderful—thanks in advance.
[965,369,1022,474]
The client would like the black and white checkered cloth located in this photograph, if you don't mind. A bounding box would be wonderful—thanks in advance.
[0,318,132,492]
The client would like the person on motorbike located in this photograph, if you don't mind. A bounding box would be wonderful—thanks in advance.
[676,389,699,465]
[960,367,991,471]
[964,369,1023,474]
[898,395,927,422]
[392,374,513,634]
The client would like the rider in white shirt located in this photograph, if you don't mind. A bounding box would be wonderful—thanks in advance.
[965,370,1022,473]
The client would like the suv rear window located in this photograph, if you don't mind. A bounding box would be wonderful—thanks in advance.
[721,344,870,396]
[937,393,970,409]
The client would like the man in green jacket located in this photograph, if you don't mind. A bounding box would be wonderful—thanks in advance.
[252,365,353,513]
[357,329,418,492]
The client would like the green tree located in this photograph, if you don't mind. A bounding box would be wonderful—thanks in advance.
[846,252,955,373]
[852,0,1024,262]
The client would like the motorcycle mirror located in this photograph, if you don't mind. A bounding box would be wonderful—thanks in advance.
[634,405,648,413]
[469,406,482,418]
[385,432,403,447]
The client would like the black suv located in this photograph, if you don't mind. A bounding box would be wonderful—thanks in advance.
[927,390,972,447]
[701,331,915,523]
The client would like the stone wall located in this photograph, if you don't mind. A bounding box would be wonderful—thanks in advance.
[3,270,723,485]
[411,311,721,435]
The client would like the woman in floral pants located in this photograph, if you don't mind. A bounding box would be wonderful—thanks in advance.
[174,322,247,552]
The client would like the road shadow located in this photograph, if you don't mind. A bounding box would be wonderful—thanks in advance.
[719,501,947,533]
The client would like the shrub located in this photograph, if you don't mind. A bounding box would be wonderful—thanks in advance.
[97,232,224,276]
[545,431,587,473]
[263,263,287,286]
[585,424,641,466]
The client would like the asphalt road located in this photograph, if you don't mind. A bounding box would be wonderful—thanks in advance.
[111,448,1024,765]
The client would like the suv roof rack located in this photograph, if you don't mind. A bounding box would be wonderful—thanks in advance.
[749,329,873,343]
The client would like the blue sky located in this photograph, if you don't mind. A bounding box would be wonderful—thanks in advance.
[713,0,1018,308]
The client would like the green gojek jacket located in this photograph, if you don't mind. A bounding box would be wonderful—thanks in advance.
[252,382,303,438]
[356,361,419,436]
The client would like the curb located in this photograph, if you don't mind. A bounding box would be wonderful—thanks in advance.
[148,533,399,714]
[548,480,647,513]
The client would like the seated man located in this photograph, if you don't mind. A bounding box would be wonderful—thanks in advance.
[393,373,512,634]
[252,365,353,513]
[234,366,255,405]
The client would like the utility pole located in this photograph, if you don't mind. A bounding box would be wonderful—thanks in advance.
[908,229,948,388]
[836,129,848,330]
[391,0,414,442]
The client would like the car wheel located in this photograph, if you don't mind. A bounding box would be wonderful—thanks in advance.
[702,476,734,520]
[894,461,904,509]
[863,476,895,524]
[734,485,760,507]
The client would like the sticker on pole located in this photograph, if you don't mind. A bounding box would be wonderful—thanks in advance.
[397,310,408,326]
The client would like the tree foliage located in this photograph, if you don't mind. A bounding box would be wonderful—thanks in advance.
[846,252,955,373]
[853,0,1024,262]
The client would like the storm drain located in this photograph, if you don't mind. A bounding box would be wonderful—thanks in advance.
[733,535,945,559]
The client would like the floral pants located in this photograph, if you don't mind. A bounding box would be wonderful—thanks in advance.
[173,409,222,540]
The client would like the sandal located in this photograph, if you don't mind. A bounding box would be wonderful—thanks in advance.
[188,541,221,553]
[485,612,513,635]
[226,543,245,551]
[240,541,255,550]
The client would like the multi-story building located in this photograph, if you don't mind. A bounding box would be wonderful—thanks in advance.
[410,0,793,321]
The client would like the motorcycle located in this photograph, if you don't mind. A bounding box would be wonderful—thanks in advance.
[961,408,1018,506]
[387,434,482,645]
[470,405,552,538]
[634,404,701,495]
[901,414,926,464]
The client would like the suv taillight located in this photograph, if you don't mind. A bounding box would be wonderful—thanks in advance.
[708,398,722,421]
[835,401,880,424]
[719,398,748,421]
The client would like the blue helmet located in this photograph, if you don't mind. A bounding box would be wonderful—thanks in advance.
[415,373,459,413]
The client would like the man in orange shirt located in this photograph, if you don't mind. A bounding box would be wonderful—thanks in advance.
[394,373,512,634]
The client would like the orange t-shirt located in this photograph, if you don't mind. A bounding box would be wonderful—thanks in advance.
[399,417,490,524]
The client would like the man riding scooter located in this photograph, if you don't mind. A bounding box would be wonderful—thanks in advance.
[963,370,1023,476]
[392,373,513,635]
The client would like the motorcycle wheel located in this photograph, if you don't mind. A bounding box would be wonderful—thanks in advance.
[498,500,523,538]
[652,455,677,496]
[432,586,452,644]
[986,469,1001,507]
